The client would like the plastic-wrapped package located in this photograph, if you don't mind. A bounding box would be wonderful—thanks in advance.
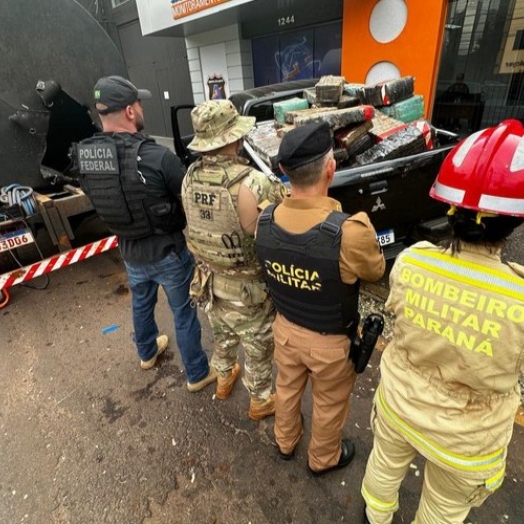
[357,76,415,106]
[304,86,356,108]
[346,133,374,159]
[245,122,282,169]
[369,111,407,141]
[411,119,435,150]
[334,147,349,165]
[303,88,317,105]
[355,126,427,165]
[285,106,334,125]
[294,105,374,130]
[335,120,373,149]
[381,95,425,123]
[316,75,345,104]
[337,95,360,109]
[273,97,309,124]
[344,83,366,97]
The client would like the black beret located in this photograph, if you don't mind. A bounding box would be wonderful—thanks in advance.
[277,122,333,170]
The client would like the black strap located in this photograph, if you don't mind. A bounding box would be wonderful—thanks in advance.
[318,211,349,247]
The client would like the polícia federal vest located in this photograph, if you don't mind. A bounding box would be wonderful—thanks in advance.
[76,133,181,240]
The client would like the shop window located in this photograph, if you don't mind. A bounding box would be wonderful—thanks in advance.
[514,29,524,50]
[112,0,129,7]
[434,0,524,135]
[252,21,342,87]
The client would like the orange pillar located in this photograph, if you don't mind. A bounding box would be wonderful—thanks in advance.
[341,0,448,119]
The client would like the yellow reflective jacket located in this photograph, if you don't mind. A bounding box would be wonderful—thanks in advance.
[377,241,524,478]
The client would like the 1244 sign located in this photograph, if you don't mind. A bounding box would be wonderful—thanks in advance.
[278,15,295,26]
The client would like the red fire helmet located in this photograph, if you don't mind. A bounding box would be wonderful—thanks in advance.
[430,119,524,217]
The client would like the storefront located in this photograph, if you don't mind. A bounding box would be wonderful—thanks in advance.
[135,0,524,134]
[136,0,343,103]
[434,0,524,133]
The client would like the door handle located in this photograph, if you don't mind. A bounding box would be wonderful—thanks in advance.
[359,180,389,195]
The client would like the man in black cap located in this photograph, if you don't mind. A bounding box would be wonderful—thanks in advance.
[75,76,215,392]
[256,122,385,475]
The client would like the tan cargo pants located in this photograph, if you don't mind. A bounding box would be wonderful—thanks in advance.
[272,313,357,471]
[362,405,500,524]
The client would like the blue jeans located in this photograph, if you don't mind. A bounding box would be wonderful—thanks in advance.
[124,248,210,383]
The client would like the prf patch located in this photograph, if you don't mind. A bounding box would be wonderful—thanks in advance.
[193,189,221,221]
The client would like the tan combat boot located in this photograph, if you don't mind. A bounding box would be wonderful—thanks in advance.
[249,393,276,421]
[215,362,241,399]
[187,367,218,392]
[140,335,169,370]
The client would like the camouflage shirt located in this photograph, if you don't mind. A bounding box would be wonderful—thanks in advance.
[182,154,288,276]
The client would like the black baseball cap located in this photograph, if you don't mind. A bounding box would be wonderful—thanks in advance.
[277,122,333,170]
[94,75,152,115]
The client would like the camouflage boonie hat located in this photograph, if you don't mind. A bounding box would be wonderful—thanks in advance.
[188,100,256,153]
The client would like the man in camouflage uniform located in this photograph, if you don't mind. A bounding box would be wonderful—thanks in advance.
[182,100,287,420]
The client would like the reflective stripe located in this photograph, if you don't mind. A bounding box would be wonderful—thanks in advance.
[509,135,524,172]
[431,181,465,204]
[361,485,398,512]
[486,465,506,491]
[478,193,524,215]
[452,130,483,167]
[405,249,524,302]
[376,386,505,472]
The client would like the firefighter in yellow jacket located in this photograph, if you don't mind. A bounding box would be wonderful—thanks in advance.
[182,100,287,420]
[362,119,524,524]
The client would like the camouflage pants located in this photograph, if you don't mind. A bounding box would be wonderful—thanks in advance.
[207,296,275,400]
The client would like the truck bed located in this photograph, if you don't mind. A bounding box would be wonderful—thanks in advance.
[172,80,459,259]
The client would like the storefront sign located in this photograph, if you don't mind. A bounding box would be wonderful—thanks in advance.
[499,0,524,74]
[171,0,232,20]
[242,1,342,39]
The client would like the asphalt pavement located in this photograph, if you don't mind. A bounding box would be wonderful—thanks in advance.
[1,232,524,524]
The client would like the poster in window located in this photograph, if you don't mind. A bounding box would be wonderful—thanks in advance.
[200,43,229,100]
[207,74,227,99]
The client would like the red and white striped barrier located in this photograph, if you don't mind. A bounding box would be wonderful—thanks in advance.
[0,235,118,290]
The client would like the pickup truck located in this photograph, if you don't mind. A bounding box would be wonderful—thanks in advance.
[171,79,459,260]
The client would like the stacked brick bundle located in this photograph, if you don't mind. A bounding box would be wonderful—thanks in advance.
[244,75,435,171]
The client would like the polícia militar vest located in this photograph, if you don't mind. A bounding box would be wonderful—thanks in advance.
[256,204,360,335]
[76,133,183,240]
[182,158,258,272]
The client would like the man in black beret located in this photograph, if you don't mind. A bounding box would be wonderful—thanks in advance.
[256,122,385,476]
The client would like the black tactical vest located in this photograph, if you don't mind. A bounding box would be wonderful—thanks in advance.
[256,204,360,335]
[76,133,181,240]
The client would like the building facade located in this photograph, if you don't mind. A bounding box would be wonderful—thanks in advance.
[114,0,524,135]
[78,0,194,138]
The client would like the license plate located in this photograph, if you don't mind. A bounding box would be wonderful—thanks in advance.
[0,230,35,253]
[377,229,395,247]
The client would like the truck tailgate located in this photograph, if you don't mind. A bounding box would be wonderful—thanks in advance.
[329,145,451,239]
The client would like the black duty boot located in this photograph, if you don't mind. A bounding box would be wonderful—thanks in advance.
[277,446,295,460]
[308,438,356,477]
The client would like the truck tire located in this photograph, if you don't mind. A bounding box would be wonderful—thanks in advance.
[0,289,9,309]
